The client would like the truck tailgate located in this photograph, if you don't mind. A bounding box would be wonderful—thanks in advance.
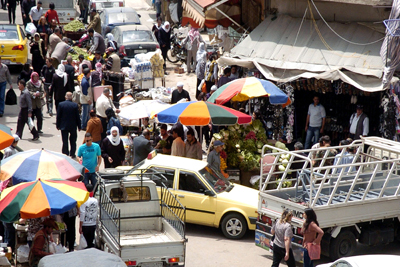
[120,230,177,246]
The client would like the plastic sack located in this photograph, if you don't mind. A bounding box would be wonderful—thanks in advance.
[169,3,179,23]
[49,242,57,254]
[17,244,30,263]
[76,234,87,250]
[55,243,67,254]
[198,79,205,92]
[27,117,34,131]
[25,23,37,35]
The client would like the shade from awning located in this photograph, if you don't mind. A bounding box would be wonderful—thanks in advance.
[219,15,388,92]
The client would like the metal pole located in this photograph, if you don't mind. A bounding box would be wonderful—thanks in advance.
[215,7,248,34]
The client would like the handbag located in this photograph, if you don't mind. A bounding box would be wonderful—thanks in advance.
[5,88,17,105]
[306,242,321,260]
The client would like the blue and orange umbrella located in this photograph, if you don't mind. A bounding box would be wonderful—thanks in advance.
[0,179,89,222]
[207,77,291,107]
[0,124,14,150]
[0,149,86,185]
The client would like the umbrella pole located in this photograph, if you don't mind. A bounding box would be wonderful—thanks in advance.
[200,126,203,144]
[248,100,252,115]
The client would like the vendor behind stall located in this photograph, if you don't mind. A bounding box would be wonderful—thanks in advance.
[29,218,58,267]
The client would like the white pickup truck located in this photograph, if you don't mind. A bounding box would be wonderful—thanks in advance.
[256,137,400,261]
[95,173,186,267]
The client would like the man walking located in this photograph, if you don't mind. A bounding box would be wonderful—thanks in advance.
[41,58,55,116]
[79,184,98,248]
[349,105,369,140]
[0,57,13,117]
[21,0,35,28]
[56,92,81,158]
[77,133,102,186]
[80,68,93,131]
[16,80,39,140]
[133,129,153,165]
[65,56,75,92]
[304,96,326,149]
[48,27,62,58]
[29,0,43,27]
[96,88,119,140]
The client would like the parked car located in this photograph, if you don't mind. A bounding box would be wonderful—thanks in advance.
[103,153,259,239]
[316,255,400,267]
[99,7,141,37]
[111,24,159,65]
[0,25,28,68]
[90,0,124,10]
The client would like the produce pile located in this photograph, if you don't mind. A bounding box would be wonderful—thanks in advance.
[68,47,90,61]
[213,120,270,171]
[273,141,292,188]
[64,20,85,32]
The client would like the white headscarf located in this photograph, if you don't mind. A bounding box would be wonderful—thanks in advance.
[196,42,206,63]
[55,64,68,86]
[106,33,116,50]
[162,21,170,33]
[107,126,121,146]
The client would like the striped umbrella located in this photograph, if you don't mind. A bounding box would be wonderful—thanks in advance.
[207,77,291,107]
[155,101,252,126]
[0,124,14,151]
[0,179,89,222]
[0,149,86,185]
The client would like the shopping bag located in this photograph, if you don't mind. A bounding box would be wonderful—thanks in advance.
[306,242,321,260]
[198,79,205,92]
[27,117,34,131]
[49,241,57,254]
[76,234,87,250]
[5,88,17,105]
[25,22,37,35]
[17,244,30,263]
[55,243,68,254]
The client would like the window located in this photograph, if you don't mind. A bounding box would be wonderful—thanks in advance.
[122,30,153,43]
[0,29,18,40]
[110,186,151,203]
[199,167,230,193]
[178,171,207,193]
[108,13,139,25]
[145,167,175,188]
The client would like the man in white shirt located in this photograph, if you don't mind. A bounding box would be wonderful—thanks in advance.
[171,126,185,157]
[79,184,98,248]
[95,88,119,139]
[29,1,43,27]
[304,96,326,149]
[349,105,369,140]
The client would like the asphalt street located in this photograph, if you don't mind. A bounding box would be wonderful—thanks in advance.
[1,1,400,266]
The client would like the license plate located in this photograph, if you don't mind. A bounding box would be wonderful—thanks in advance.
[134,49,147,54]
[1,60,11,64]
[141,262,163,267]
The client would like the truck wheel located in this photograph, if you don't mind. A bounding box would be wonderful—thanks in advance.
[329,230,357,261]
[98,168,124,180]
[221,213,247,239]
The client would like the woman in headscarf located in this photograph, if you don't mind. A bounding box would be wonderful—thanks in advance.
[90,62,103,87]
[195,42,207,98]
[26,72,45,134]
[158,21,171,73]
[100,126,125,168]
[152,17,162,42]
[30,33,46,73]
[106,33,118,51]
[51,64,68,111]
[182,27,204,74]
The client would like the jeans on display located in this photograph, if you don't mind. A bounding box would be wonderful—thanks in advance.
[84,172,98,188]
[305,126,321,149]
[81,104,90,130]
[0,81,6,115]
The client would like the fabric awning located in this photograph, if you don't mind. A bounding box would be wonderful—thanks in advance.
[219,15,389,92]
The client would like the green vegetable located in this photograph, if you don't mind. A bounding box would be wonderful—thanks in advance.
[64,20,85,32]
[158,140,167,148]
[68,47,90,61]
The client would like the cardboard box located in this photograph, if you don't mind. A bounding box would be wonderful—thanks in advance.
[174,67,184,74]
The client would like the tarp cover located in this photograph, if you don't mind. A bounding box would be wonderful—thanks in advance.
[38,248,126,267]
[219,15,389,92]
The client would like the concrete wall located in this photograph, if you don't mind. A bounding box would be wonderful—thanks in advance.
[269,0,391,22]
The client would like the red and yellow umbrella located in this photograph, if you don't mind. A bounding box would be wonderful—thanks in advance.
[207,77,291,107]
[155,101,252,126]
[0,179,89,222]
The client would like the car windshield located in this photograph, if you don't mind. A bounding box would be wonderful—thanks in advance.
[122,30,153,43]
[199,166,230,193]
[0,29,18,40]
[108,13,139,25]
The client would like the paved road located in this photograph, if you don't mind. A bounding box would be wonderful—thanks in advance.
[2,2,400,267]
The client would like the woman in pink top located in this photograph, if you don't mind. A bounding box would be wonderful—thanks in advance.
[302,208,324,267]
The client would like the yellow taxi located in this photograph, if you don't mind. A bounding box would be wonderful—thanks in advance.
[0,25,29,66]
[111,153,259,239]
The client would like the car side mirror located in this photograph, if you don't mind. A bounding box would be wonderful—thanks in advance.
[204,190,215,196]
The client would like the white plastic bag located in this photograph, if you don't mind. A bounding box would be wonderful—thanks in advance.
[198,79,205,91]
[25,22,37,35]
[55,243,67,254]
[169,3,179,23]
[76,234,87,250]
[27,117,34,131]
[49,241,57,254]
[17,244,30,263]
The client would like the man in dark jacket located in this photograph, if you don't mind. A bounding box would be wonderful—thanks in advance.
[133,129,153,165]
[56,92,81,158]
[6,0,18,24]
[21,0,35,27]
[65,56,75,92]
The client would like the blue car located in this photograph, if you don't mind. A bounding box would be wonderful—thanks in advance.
[99,7,141,37]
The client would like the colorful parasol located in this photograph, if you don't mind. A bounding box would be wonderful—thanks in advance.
[0,179,89,222]
[0,149,86,185]
[155,101,252,126]
[207,77,291,107]
[119,100,170,121]
[0,124,14,151]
